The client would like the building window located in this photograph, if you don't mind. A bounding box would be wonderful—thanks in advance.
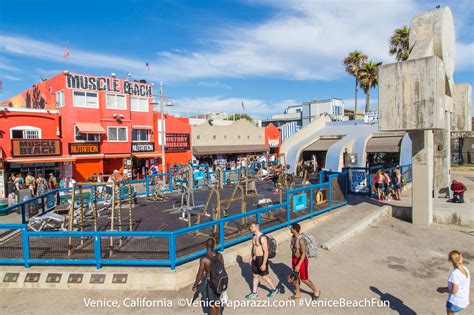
[213,135,216,139]
[224,135,227,139]
[131,97,149,112]
[132,129,150,142]
[197,135,200,140]
[238,136,241,139]
[247,136,250,139]
[73,91,98,108]
[74,126,100,142]
[106,94,126,110]
[108,126,128,142]
[10,127,41,139]
[56,90,65,108]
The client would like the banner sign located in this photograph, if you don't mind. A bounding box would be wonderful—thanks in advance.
[66,73,153,97]
[132,142,154,152]
[69,143,100,155]
[350,170,368,193]
[268,139,279,148]
[12,139,61,157]
[364,112,379,124]
[165,133,190,152]
[292,193,307,212]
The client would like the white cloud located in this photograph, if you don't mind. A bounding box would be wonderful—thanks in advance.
[197,81,232,90]
[456,42,474,70]
[0,0,472,83]
[173,97,297,118]
[343,98,377,112]
[0,74,20,81]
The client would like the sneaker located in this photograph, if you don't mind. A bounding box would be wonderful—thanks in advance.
[267,289,278,299]
[245,292,258,300]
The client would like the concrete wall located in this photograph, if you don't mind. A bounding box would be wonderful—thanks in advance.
[379,56,447,131]
[452,83,472,132]
[191,120,265,147]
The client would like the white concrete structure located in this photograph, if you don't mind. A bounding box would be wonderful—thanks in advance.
[280,116,411,173]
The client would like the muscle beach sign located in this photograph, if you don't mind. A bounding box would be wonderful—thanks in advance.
[66,73,153,97]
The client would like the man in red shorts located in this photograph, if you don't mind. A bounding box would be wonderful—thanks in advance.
[289,223,321,300]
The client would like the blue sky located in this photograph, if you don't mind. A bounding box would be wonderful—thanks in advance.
[0,0,473,119]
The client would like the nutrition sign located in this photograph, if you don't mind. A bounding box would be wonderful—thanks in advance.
[165,133,190,152]
[12,139,61,157]
[69,143,100,155]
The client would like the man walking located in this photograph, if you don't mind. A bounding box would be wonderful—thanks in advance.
[245,222,278,299]
[289,223,321,300]
[192,238,224,315]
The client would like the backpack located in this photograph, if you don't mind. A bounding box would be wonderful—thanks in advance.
[206,253,228,294]
[259,234,277,259]
[296,233,318,258]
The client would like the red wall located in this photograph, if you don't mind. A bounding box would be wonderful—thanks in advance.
[0,110,60,159]
[265,123,281,151]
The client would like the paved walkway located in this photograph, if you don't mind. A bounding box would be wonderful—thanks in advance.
[1,197,473,315]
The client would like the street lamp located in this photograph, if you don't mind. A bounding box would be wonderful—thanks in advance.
[152,82,174,174]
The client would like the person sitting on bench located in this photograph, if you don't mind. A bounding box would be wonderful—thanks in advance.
[450,180,467,203]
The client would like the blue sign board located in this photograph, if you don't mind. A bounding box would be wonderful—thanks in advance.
[194,171,205,181]
[293,193,307,212]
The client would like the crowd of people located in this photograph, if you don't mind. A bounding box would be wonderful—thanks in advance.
[193,223,470,315]
[372,168,403,201]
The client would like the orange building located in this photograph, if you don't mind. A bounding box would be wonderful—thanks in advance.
[0,72,192,196]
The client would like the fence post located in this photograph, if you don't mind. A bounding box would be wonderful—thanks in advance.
[310,188,314,218]
[219,221,225,252]
[21,205,26,224]
[168,172,173,192]
[286,191,291,225]
[21,228,30,268]
[56,191,61,206]
[169,234,177,270]
[41,196,45,214]
[94,235,102,269]
[146,175,150,196]
[329,178,333,209]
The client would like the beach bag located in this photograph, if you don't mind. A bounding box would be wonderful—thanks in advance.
[297,233,318,258]
[259,234,277,259]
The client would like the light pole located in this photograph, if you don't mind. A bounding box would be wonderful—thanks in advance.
[152,82,173,173]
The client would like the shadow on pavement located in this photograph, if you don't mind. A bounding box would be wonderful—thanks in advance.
[347,195,413,223]
[370,286,416,315]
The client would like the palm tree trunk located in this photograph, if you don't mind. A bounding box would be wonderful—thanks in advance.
[365,89,370,113]
[354,79,358,120]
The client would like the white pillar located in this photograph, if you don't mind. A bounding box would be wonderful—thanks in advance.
[412,130,434,226]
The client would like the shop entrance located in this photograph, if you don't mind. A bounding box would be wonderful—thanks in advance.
[8,162,61,178]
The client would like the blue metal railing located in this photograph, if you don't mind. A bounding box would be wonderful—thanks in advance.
[0,172,348,270]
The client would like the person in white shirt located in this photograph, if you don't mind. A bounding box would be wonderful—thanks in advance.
[437,250,470,314]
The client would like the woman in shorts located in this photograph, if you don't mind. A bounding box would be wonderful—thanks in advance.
[437,250,470,314]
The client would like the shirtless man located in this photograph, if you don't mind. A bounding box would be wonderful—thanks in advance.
[192,238,224,315]
[245,222,278,300]
[290,223,321,300]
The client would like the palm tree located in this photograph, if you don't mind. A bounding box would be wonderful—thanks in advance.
[389,25,410,61]
[343,50,367,119]
[358,61,381,113]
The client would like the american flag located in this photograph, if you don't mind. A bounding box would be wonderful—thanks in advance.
[63,47,70,58]
[145,62,150,71]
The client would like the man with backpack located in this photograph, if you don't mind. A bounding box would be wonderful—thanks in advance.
[245,222,278,300]
[192,238,227,315]
[289,223,321,300]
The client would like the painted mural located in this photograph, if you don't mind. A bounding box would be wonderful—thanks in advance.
[1,81,55,109]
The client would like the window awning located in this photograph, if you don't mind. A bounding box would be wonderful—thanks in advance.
[303,138,341,152]
[193,145,269,155]
[132,125,153,129]
[366,136,402,153]
[75,122,106,134]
